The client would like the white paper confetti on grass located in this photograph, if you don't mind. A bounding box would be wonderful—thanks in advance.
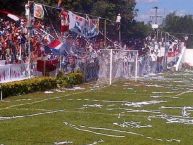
[85,139,104,145]
[0,110,65,121]
[161,106,193,117]
[64,122,180,143]
[54,141,73,145]
[15,99,32,101]
[55,89,65,93]
[113,121,152,128]
[150,95,162,98]
[146,84,163,88]
[44,91,54,94]
[83,104,103,108]
[123,100,166,108]
[65,87,85,91]
[106,108,161,114]
[149,114,193,125]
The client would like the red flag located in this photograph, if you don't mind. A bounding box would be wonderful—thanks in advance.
[37,59,59,72]
[61,10,69,33]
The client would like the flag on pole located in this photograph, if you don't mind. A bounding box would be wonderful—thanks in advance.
[0,10,20,21]
[68,11,99,38]
[45,39,68,55]
[61,10,69,33]
[34,3,44,19]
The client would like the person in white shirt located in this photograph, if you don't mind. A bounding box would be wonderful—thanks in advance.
[25,3,29,18]
[116,14,121,23]
[150,50,157,73]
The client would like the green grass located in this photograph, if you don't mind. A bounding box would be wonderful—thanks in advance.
[0,72,193,145]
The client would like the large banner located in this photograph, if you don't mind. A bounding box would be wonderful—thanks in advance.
[68,11,99,38]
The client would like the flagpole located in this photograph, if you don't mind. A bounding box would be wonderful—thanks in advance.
[59,51,62,71]
[60,10,63,71]
[104,19,107,48]
[27,0,32,78]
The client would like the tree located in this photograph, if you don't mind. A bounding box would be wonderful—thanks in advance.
[0,0,26,15]
[0,0,149,42]
[164,12,193,48]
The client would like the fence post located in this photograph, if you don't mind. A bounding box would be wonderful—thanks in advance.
[104,19,107,48]
[109,49,113,85]
[43,60,46,76]
[83,63,86,82]
[135,51,138,82]
[9,64,11,81]
[0,89,2,101]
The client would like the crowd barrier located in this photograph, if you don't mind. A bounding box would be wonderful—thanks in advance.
[80,61,99,82]
[0,63,30,83]
[0,45,186,84]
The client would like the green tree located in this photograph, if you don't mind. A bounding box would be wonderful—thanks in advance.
[164,12,193,47]
[0,0,149,42]
[0,0,26,15]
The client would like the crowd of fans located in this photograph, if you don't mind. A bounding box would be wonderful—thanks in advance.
[0,15,56,65]
[0,11,186,76]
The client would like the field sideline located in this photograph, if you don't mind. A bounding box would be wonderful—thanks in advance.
[0,71,193,145]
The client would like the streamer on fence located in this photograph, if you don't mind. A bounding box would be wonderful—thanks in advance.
[97,49,138,85]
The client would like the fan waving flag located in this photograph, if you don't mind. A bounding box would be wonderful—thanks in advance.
[45,39,68,56]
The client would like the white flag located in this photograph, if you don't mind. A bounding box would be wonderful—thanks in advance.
[34,4,44,19]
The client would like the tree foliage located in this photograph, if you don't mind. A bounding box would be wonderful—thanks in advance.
[164,12,193,47]
[0,0,26,15]
[0,0,150,41]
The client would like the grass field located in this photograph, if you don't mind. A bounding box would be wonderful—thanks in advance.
[0,71,193,145]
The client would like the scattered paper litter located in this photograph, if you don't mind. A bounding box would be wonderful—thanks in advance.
[113,121,152,128]
[152,92,174,94]
[146,84,163,88]
[123,100,166,108]
[65,87,85,91]
[151,95,162,98]
[74,86,85,90]
[64,122,180,143]
[16,99,32,101]
[83,104,103,108]
[54,141,73,145]
[55,89,65,93]
[44,91,54,94]
[85,139,104,145]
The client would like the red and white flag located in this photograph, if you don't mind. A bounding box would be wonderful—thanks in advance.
[61,10,69,33]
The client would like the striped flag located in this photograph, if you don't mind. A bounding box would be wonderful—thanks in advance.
[45,39,68,55]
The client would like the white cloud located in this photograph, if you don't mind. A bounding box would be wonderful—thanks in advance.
[136,0,159,3]
[175,10,186,17]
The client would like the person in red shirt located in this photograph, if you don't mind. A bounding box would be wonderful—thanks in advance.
[60,9,69,38]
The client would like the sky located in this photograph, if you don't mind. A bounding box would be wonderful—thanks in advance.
[135,0,193,23]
